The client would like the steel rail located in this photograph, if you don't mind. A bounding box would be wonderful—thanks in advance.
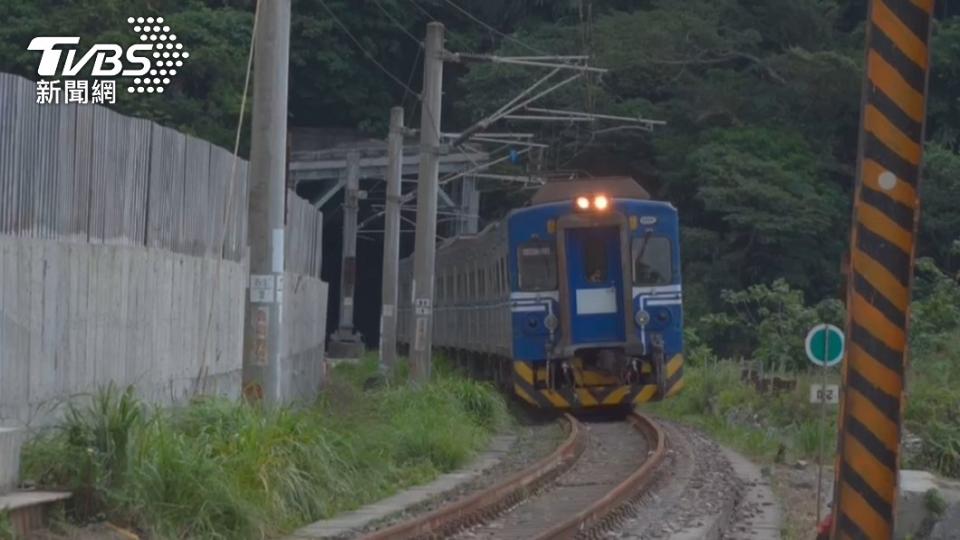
[533,412,667,539]
[359,414,586,540]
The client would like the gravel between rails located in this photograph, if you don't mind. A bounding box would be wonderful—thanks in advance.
[350,412,566,537]
[456,419,650,540]
[602,418,755,540]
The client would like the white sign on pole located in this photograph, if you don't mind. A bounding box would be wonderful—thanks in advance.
[250,274,275,303]
[809,383,840,404]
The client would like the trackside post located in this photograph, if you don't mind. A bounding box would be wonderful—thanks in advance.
[831,1,934,537]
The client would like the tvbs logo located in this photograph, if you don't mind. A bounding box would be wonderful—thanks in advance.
[28,16,189,104]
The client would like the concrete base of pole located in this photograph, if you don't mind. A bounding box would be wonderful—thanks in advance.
[327,329,365,359]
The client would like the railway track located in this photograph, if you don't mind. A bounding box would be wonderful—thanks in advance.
[360,412,665,540]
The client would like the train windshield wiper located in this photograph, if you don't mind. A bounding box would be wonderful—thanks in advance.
[635,229,653,262]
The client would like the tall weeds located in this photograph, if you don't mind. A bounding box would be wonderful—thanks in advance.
[21,360,508,539]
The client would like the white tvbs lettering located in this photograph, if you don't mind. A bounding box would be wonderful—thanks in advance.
[28,37,151,77]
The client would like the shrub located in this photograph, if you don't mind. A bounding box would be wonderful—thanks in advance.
[697,279,844,372]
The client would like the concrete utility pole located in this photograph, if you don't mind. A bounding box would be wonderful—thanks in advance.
[379,107,404,371]
[410,22,445,383]
[242,0,290,403]
[328,151,365,359]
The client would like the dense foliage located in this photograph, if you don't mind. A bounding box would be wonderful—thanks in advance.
[4,0,958,317]
[660,260,960,481]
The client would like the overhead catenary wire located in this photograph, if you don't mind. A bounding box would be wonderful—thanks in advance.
[441,0,548,56]
[317,0,422,101]
[372,0,423,48]
[320,0,443,142]
[406,0,480,52]
[401,38,423,112]
[369,0,425,112]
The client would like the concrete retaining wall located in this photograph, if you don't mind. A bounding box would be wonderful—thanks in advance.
[0,237,247,426]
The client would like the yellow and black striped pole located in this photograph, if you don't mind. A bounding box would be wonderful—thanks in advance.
[832,1,934,538]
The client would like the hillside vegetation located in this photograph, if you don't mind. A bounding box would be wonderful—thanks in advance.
[4,0,958,318]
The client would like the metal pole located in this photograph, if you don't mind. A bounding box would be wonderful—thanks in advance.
[380,107,404,372]
[816,324,828,524]
[328,151,365,358]
[410,22,444,383]
[242,0,291,404]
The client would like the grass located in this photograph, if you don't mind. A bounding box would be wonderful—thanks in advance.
[650,336,960,480]
[905,330,960,477]
[0,511,12,540]
[648,362,838,465]
[20,355,509,539]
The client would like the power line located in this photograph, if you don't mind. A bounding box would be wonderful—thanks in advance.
[402,46,423,112]
[196,0,262,391]
[371,0,423,48]
[441,0,548,56]
[408,0,439,23]
[317,0,421,100]
[408,0,475,52]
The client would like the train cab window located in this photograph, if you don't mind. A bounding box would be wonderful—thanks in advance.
[582,240,608,284]
[518,239,557,291]
[632,235,672,286]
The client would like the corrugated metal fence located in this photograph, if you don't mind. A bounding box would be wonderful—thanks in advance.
[285,192,324,277]
[0,72,254,261]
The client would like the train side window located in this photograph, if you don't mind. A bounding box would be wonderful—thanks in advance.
[632,236,672,286]
[518,239,557,291]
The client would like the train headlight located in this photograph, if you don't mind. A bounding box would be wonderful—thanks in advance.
[575,196,590,210]
[634,310,650,327]
[544,313,558,331]
[593,194,609,210]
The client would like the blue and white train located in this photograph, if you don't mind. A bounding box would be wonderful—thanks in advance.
[397,176,684,410]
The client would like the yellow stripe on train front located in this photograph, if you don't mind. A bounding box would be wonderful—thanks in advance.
[602,386,630,405]
[541,390,571,408]
[514,384,538,406]
[666,354,683,378]
[514,362,535,384]
[576,389,599,406]
[633,385,657,403]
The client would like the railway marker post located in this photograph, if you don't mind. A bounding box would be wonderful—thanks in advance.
[832,2,933,537]
[410,22,445,384]
[806,323,844,524]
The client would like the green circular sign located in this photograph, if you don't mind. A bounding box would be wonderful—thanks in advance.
[805,324,844,367]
